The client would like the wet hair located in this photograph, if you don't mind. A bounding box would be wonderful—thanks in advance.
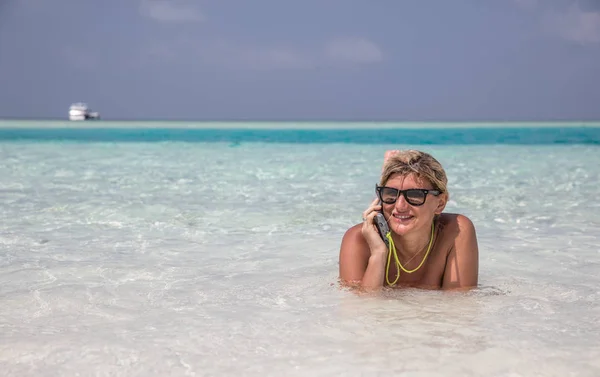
[380,150,448,197]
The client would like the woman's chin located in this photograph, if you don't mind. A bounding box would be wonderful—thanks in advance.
[390,219,415,235]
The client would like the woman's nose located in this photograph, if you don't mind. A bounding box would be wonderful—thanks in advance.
[394,194,410,210]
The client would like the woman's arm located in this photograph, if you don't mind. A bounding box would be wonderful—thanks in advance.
[442,214,479,290]
[339,225,388,290]
[338,150,401,290]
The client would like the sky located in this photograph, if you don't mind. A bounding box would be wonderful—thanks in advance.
[0,0,599,121]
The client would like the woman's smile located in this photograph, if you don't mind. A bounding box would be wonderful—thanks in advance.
[390,212,415,225]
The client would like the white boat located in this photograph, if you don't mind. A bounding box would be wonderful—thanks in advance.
[69,103,100,121]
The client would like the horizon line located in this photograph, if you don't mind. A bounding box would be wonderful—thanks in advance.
[1,118,600,123]
[1,119,600,130]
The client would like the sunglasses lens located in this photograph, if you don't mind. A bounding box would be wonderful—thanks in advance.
[380,187,399,204]
[405,189,426,205]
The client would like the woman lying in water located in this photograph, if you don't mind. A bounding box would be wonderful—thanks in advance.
[339,149,479,291]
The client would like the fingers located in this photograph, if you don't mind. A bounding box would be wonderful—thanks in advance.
[364,208,379,224]
[362,198,382,222]
[361,202,383,247]
[362,198,380,219]
[370,197,379,207]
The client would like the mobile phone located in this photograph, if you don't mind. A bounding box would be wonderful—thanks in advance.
[374,202,390,248]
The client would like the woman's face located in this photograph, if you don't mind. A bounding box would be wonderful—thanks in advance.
[380,173,446,236]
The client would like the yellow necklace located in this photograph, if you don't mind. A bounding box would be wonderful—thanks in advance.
[385,222,435,286]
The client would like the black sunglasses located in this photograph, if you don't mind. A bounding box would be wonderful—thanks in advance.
[376,184,441,206]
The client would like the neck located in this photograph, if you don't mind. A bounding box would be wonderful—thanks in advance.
[390,221,434,261]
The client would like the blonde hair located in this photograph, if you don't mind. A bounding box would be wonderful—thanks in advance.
[380,150,448,197]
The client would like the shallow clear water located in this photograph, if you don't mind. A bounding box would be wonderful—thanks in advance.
[1,126,599,376]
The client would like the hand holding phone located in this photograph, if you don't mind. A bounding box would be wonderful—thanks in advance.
[375,150,398,247]
[374,205,390,248]
[362,197,390,252]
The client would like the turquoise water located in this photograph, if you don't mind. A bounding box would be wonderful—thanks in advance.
[1,121,599,376]
[1,121,599,144]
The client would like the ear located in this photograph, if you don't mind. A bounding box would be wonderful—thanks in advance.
[434,193,448,215]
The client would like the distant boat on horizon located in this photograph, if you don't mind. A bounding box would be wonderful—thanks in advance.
[69,103,100,121]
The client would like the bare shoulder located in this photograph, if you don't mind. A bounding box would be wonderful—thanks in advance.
[439,213,479,290]
[339,223,369,259]
[338,224,371,285]
[438,213,477,239]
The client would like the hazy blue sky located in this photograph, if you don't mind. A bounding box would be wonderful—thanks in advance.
[1,0,599,121]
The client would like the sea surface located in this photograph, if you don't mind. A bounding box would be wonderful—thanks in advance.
[1,121,599,376]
